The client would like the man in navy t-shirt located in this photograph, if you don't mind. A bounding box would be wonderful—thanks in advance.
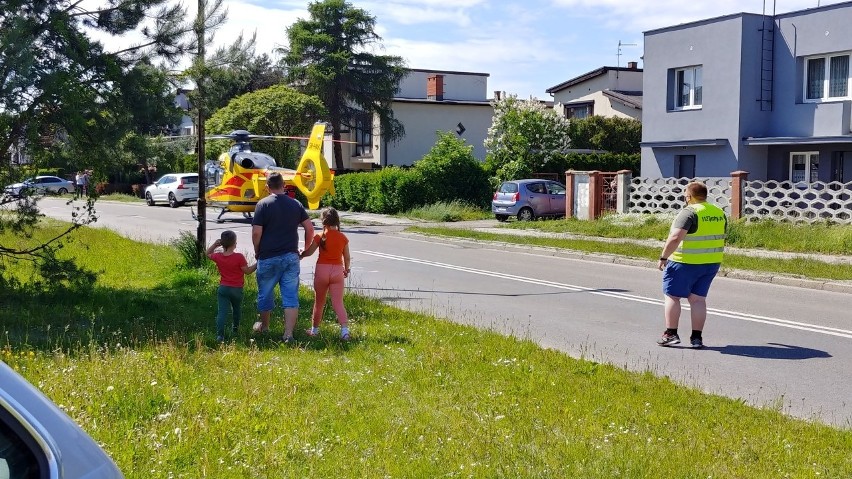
[251,172,314,342]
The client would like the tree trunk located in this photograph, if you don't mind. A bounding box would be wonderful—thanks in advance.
[330,112,344,171]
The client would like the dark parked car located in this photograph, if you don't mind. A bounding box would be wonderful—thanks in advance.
[491,179,567,221]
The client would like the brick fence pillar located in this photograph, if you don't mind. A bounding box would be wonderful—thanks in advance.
[565,170,575,219]
[730,170,749,220]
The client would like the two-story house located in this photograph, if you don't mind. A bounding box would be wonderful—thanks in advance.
[641,2,852,182]
[546,64,643,121]
[339,68,494,169]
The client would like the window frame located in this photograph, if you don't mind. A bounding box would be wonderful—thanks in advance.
[803,52,851,102]
[673,65,703,110]
[351,112,373,158]
[564,102,594,119]
[789,151,820,184]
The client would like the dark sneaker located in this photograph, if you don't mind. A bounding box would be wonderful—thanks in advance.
[216,335,225,343]
[281,335,296,345]
[657,332,680,346]
[690,337,704,349]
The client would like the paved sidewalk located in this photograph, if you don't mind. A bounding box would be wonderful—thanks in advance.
[336,211,852,294]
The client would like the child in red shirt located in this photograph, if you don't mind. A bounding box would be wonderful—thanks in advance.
[206,230,256,342]
[300,208,351,340]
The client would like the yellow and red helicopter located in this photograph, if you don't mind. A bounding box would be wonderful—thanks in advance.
[202,122,336,222]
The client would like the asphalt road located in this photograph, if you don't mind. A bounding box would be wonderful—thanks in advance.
[38,198,852,428]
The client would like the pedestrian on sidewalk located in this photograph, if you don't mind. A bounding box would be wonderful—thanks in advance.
[656,182,727,349]
[300,207,352,341]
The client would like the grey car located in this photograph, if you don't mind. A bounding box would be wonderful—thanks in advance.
[0,361,124,478]
[4,176,75,197]
[491,179,567,221]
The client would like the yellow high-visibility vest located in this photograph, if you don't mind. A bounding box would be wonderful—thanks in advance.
[670,202,726,264]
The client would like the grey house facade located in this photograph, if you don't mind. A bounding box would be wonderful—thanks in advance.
[641,2,852,182]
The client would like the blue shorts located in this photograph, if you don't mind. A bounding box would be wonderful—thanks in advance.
[662,261,720,298]
[256,253,301,311]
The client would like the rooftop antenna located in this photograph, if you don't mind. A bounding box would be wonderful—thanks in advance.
[617,40,637,68]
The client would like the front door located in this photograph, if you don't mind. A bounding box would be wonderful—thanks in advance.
[831,151,852,182]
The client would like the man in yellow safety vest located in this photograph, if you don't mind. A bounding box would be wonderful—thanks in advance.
[656,182,727,349]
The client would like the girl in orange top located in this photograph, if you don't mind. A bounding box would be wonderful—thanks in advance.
[300,208,351,340]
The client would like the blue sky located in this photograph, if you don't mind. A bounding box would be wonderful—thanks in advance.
[218,0,847,99]
[89,0,848,98]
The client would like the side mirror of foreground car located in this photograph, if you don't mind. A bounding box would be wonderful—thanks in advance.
[0,361,124,478]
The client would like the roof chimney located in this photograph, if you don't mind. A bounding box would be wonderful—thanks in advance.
[427,74,444,101]
[627,61,638,70]
[494,90,502,100]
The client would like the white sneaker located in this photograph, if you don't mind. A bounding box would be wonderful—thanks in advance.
[252,321,268,333]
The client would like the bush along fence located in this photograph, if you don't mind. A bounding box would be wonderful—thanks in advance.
[565,170,852,224]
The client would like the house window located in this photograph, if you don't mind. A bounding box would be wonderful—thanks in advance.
[352,113,373,157]
[565,103,593,119]
[790,152,819,184]
[675,155,696,178]
[805,53,851,101]
[674,66,702,109]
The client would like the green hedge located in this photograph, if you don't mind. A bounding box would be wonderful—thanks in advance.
[543,152,641,176]
[324,133,492,214]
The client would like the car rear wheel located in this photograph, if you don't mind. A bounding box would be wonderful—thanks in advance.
[58,187,68,195]
[517,207,535,221]
[168,192,179,208]
[495,214,509,222]
[146,192,155,206]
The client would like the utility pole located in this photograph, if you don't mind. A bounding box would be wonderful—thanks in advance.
[195,0,207,263]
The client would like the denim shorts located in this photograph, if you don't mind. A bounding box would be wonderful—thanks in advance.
[662,261,721,298]
[256,252,301,311]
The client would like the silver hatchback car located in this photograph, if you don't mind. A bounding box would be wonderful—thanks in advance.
[492,179,567,221]
[0,361,124,478]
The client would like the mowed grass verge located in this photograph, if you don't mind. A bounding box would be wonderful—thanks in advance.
[409,226,852,281]
[1,222,851,478]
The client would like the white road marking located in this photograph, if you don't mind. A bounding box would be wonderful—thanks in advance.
[360,250,852,340]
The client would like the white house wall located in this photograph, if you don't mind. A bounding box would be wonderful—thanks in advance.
[551,70,643,104]
[376,101,493,166]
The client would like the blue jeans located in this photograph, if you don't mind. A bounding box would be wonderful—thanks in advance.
[256,252,301,312]
[216,285,244,337]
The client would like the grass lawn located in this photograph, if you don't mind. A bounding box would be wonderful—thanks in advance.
[2,223,851,478]
[502,214,852,256]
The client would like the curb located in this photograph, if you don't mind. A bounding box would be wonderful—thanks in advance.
[404,232,852,295]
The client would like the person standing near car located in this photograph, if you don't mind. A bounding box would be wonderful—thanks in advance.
[75,171,84,198]
[252,172,314,343]
[656,182,727,349]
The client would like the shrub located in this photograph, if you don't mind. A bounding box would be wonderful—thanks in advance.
[171,230,204,269]
[328,172,374,212]
[365,167,426,214]
[415,132,491,208]
[544,152,641,176]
